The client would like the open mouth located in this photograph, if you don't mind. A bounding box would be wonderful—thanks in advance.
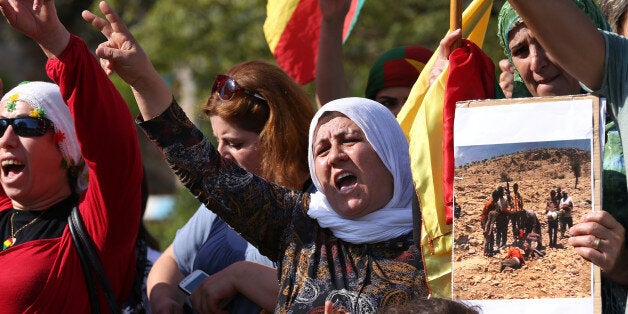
[335,172,357,193]
[1,159,25,178]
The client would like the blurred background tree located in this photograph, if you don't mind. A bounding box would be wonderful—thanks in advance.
[0,0,507,249]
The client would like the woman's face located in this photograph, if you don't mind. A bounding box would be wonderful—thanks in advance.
[210,115,263,177]
[0,101,69,209]
[374,86,411,117]
[508,24,581,97]
[312,113,393,219]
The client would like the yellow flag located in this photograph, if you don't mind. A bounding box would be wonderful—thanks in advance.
[396,0,493,298]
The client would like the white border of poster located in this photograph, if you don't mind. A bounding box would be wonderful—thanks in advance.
[452,96,603,314]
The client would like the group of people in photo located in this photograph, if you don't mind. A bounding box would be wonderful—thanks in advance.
[0,0,626,313]
[481,183,576,273]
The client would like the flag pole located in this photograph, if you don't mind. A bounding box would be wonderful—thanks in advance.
[450,0,462,49]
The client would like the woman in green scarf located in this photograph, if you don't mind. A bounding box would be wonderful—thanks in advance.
[497,0,610,98]
[497,2,627,313]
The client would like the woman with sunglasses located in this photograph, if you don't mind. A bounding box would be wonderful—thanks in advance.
[86,2,428,312]
[147,61,315,313]
[0,0,142,312]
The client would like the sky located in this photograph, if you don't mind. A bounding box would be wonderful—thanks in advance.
[454,139,591,167]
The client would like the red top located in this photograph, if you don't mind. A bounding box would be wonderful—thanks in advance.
[0,35,142,312]
[505,246,525,265]
[481,199,494,226]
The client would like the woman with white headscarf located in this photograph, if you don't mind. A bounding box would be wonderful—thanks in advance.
[83,3,427,311]
[141,95,425,312]
[0,0,142,312]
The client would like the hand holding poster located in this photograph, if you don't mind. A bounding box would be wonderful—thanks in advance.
[453,95,603,313]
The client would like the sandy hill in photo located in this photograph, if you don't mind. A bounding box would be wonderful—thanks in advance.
[453,147,593,300]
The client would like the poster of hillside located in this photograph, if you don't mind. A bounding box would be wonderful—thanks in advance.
[452,96,602,313]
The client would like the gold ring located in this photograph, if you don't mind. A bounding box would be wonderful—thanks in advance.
[592,237,601,250]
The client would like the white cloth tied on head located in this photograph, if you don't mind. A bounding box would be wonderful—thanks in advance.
[1,81,88,193]
[307,97,414,244]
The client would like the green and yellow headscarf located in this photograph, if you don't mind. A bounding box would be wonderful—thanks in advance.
[497,0,610,98]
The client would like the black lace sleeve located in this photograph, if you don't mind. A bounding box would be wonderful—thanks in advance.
[138,99,310,261]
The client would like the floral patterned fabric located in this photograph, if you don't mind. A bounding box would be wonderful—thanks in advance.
[138,100,427,313]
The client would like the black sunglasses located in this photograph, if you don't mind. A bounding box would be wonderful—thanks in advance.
[0,116,53,137]
[211,74,267,105]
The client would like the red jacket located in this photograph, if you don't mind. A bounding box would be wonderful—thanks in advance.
[0,35,142,312]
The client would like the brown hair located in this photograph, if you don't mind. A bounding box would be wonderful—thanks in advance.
[203,60,314,190]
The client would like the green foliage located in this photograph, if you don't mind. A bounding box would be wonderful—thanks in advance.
[0,0,513,249]
[142,0,513,251]
[131,0,272,96]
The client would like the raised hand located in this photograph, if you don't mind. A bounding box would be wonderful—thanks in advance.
[429,29,462,85]
[0,0,70,57]
[319,0,351,21]
[82,1,150,85]
[82,1,172,120]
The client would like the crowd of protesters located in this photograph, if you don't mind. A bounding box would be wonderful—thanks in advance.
[0,0,626,313]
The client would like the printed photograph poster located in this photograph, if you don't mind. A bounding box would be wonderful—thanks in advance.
[452,96,603,314]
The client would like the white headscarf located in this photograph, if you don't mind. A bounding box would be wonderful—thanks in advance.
[307,97,414,244]
[1,81,88,193]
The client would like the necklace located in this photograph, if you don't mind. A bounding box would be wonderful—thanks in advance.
[2,210,45,250]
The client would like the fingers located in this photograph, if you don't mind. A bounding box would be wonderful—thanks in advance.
[499,58,513,73]
[82,10,112,38]
[499,69,514,98]
[572,244,603,263]
[99,1,130,35]
[568,234,604,251]
[438,28,462,59]
[567,211,626,274]
[32,0,53,11]
[94,42,123,76]
[578,210,624,231]
[0,1,17,25]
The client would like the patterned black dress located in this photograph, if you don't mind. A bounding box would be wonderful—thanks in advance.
[139,100,427,313]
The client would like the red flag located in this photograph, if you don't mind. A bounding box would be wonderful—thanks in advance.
[443,39,496,224]
[264,0,365,84]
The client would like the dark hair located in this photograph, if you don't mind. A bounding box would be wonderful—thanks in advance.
[491,190,500,201]
[381,298,481,314]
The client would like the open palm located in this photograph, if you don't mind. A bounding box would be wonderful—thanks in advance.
[0,0,58,42]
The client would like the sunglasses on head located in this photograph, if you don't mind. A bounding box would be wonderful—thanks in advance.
[0,116,53,137]
[211,74,267,105]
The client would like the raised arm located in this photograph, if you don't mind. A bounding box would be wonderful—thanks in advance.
[315,0,350,107]
[81,1,171,120]
[0,0,69,58]
[507,0,605,89]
